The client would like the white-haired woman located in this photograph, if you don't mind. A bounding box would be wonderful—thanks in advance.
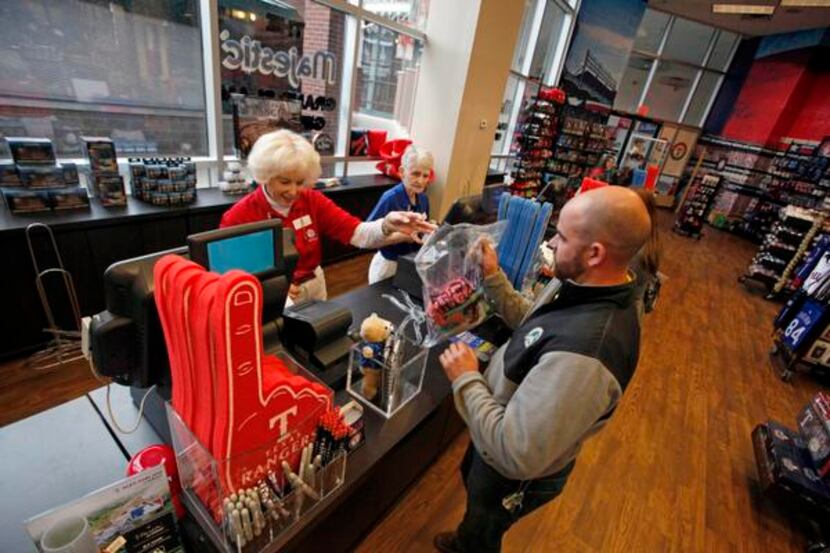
[366,145,434,284]
[221,130,435,305]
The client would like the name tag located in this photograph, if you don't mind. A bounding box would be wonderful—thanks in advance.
[293,215,312,230]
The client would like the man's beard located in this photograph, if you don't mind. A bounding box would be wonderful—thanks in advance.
[553,251,587,282]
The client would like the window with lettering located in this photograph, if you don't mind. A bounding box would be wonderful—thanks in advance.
[219,1,349,159]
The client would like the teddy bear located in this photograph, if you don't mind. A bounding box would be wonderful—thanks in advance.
[358,313,393,401]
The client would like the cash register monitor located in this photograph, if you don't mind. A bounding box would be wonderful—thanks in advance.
[90,219,297,388]
[188,219,296,323]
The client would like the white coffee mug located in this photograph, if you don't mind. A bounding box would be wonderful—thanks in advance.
[40,514,97,553]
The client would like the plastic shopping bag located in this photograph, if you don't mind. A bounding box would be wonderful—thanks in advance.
[415,221,507,346]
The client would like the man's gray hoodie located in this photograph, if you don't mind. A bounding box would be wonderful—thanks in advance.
[451,270,641,480]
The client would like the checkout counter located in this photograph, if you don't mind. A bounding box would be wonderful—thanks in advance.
[0,213,507,552]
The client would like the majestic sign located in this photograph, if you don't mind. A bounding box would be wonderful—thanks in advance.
[220,30,337,89]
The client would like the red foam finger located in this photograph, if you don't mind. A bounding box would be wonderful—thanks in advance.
[188,272,220,447]
[154,255,194,419]
[210,270,332,495]
[169,262,209,426]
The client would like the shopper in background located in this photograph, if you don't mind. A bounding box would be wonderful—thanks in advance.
[587,154,617,182]
[366,145,434,284]
[632,188,663,317]
[220,130,435,305]
[434,187,651,553]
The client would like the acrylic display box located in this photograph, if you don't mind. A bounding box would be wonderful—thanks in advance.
[167,352,347,553]
[346,335,428,418]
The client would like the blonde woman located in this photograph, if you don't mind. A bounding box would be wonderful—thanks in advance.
[221,130,435,305]
[367,145,434,284]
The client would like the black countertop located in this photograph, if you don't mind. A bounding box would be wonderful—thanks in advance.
[0,174,397,234]
[0,396,130,553]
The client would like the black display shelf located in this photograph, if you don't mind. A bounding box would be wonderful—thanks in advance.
[0,174,397,235]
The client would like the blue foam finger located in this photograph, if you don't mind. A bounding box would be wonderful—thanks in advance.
[499,196,522,272]
[516,201,553,288]
[512,199,539,287]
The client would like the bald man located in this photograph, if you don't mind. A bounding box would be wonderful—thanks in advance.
[434,187,651,553]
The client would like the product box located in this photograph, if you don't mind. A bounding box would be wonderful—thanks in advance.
[0,163,21,187]
[93,174,127,206]
[6,137,56,165]
[82,136,118,173]
[797,392,830,477]
[765,420,806,452]
[49,188,90,211]
[2,188,51,213]
[18,165,65,189]
[757,422,830,506]
[61,162,80,186]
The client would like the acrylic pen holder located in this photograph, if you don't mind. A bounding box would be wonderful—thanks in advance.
[167,352,348,553]
[346,335,428,419]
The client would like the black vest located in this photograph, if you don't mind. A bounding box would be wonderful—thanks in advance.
[502,279,641,392]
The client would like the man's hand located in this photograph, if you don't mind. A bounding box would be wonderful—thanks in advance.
[383,212,437,241]
[475,236,500,277]
[439,342,479,383]
[288,283,301,301]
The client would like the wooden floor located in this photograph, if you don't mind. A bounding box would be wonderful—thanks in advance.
[1,213,825,551]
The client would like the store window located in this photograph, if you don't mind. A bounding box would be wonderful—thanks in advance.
[615,55,652,114]
[361,0,430,32]
[217,0,427,179]
[492,0,578,164]
[219,1,350,159]
[492,76,520,155]
[511,0,538,74]
[353,22,423,131]
[0,0,207,159]
[661,18,715,65]
[528,3,569,82]
[615,9,739,127]
[642,61,698,123]
[683,71,722,127]
[707,30,739,71]
[633,9,670,54]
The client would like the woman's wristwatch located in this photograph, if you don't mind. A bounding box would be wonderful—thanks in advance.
[381,217,393,236]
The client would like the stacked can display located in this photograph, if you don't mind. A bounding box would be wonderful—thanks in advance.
[510,87,565,199]
[129,157,197,206]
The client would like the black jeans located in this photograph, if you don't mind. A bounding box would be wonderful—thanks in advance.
[456,444,574,553]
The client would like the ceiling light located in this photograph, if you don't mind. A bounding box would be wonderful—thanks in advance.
[780,0,830,6]
[712,3,776,14]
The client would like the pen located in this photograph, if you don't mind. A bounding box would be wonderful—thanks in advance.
[282,460,321,501]
[241,507,254,541]
[230,509,245,548]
